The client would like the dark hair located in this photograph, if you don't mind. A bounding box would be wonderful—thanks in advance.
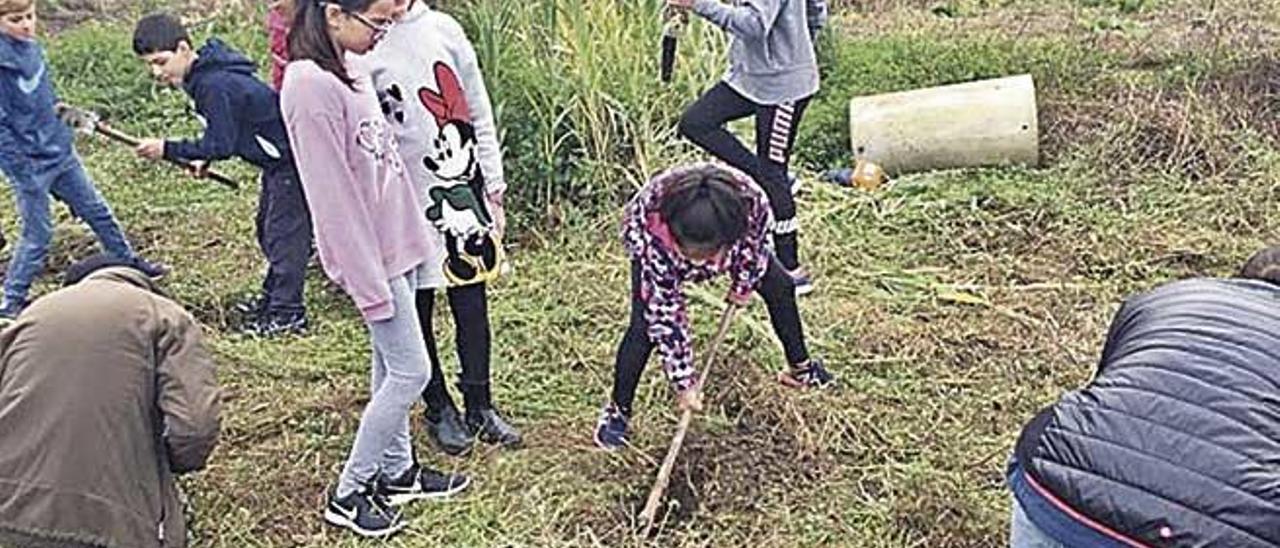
[1240,246,1280,285]
[659,166,747,253]
[289,0,378,88]
[132,13,190,56]
[63,254,142,287]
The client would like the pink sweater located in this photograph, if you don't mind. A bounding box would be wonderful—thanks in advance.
[266,8,289,91]
[280,60,432,322]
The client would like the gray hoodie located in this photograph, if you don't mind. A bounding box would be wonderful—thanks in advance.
[692,0,825,105]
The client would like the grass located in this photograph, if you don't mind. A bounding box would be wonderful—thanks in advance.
[3,0,1280,545]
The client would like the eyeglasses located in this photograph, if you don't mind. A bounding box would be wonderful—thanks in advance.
[319,2,394,41]
[347,10,393,41]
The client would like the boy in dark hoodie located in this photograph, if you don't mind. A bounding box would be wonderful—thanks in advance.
[131,13,313,336]
[0,0,164,321]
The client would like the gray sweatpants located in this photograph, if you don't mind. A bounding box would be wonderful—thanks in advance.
[337,270,430,497]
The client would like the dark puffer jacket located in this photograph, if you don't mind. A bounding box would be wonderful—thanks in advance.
[1015,278,1280,547]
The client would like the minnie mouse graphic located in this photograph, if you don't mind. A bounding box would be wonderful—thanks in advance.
[417,62,503,285]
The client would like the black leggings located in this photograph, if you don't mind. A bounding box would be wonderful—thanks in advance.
[417,283,492,412]
[678,82,812,270]
[611,256,809,416]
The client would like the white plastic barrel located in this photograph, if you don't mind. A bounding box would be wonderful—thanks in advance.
[849,74,1039,174]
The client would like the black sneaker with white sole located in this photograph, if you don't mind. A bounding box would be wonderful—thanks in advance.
[243,311,309,338]
[376,463,471,506]
[323,483,405,538]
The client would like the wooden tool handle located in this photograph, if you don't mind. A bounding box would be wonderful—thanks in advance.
[638,304,739,533]
[95,124,240,190]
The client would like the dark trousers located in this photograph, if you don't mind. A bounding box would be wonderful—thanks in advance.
[256,168,313,317]
[417,283,493,413]
[678,82,812,270]
[611,256,809,416]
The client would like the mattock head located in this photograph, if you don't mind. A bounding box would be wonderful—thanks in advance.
[55,104,99,135]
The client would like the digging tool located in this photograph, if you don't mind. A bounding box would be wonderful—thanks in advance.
[56,104,240,190]
[659,5,688,83]
[638,302,740,534]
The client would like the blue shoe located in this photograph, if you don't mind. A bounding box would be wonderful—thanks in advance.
[822,167,854,187]
[778,358,835,389]
[130,256,169,279]
[0,298,25,321]
[789,267,814,296]
[593,403,629,451]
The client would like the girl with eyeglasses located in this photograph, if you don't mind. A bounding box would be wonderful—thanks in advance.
[281,0,466,538]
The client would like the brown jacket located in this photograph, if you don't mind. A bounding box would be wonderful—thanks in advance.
[0,267,221,548]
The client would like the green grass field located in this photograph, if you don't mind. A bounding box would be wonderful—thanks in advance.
[4,0,1280,545]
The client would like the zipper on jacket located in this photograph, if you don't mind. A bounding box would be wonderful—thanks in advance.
[156,485,167,546]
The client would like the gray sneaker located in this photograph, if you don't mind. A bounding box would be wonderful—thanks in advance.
[466,408,523,448]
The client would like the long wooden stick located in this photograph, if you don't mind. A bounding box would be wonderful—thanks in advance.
[58,103,240,190]
[638,303,739,534]
[92,123,240,190]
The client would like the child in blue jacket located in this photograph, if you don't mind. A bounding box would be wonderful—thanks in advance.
[0,0,163,320]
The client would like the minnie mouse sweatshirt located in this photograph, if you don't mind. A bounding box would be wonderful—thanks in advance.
[349,3,507,289]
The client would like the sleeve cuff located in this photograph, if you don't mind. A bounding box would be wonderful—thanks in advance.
[727,288,753,306]
[162,141,184,163]
[359,300,395,323]
[670,372,699,393]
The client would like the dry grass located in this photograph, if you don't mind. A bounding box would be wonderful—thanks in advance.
[2,0,1280,546]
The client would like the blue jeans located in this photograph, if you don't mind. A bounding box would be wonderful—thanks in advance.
[1007,458,1130,548]
[337,270,431,497]
[3,157,134,305]
[1011,495,1066,547]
